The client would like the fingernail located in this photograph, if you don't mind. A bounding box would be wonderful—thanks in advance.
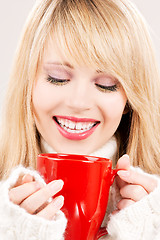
[22,174,34,183]
[22,174,27,181]
[117,170,130,178]
[48,180,64,192]
[54,195,64,208]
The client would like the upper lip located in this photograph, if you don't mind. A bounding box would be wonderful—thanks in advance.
[54,115,100,123]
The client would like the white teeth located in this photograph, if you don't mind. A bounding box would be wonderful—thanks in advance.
[69,121,75,130]
[65,120,69,128]
[76,122,83,130]
[58,118,65,126]
[56,117,96,133]
[83,123,88,130]
[88,123,93,128]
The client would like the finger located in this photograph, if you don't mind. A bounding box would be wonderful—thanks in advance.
[13,175,25,187]
[116,154,130,189]
[13,174,35,187]
[117,169,157,193]
[120,184,148,201]
[9,181,41,204]
[20,180,64,214]
[112,209,119,215]
[116,175,127,190]
[34,201,49,214]
[117,199,135,210]
[37,195,64,220]
[116,154,130,170]
[22,174,34,184]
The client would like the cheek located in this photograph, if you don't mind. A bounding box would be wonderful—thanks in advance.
[101,92,127,121]
[32,82,57,114]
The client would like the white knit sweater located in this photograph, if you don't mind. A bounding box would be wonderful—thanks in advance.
[0,137,160,240]
[0,166,67,240]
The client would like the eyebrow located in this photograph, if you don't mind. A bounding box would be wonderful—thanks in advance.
[44,62,104,74]
[45,61,74,69]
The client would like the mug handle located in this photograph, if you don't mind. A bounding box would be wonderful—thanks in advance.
[96,227,108,239]
[96,168,118,239]
[111,168,118,185]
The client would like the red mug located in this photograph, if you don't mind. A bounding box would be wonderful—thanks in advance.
[37,153,117,240]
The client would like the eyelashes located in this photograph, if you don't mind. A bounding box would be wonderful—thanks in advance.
[47,75,69,86]
[95,83,119,92]
[47,75,119,92]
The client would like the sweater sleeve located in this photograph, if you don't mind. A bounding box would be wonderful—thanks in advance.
[106,167,160,240]
[0,166,67,240]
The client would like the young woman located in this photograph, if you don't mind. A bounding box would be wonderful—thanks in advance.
[0,0,160,239]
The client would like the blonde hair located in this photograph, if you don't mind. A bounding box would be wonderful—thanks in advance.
[1,0,160,178]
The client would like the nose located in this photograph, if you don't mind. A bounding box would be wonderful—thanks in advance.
[65,82,93,112]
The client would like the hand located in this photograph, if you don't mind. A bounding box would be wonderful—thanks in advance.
[9,174,64,220]
[115,155,157,211]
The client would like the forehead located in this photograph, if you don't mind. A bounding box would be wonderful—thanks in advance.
[41,0,134,75]
[42,30,116,74]
[42,33,98,71]
[43,37,63,63]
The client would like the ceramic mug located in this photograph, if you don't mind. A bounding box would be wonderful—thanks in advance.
[37,153,117,240]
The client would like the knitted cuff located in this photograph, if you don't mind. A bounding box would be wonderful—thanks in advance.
[107,169,160,240]
[0,166,67,240]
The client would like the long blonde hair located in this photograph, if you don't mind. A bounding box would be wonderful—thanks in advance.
[1,0,160,178]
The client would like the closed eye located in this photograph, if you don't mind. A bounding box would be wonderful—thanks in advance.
[95,83,119,92]
[47,75,70,86]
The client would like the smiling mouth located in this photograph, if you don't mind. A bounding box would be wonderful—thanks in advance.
[53,116,100,133]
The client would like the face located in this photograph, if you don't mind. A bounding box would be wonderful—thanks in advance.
[32,39,127,154]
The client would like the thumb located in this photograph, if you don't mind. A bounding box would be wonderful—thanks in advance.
[116,154,130,188]
[116,154,130,170]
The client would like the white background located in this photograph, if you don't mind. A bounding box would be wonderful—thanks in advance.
[0,0,160,108]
